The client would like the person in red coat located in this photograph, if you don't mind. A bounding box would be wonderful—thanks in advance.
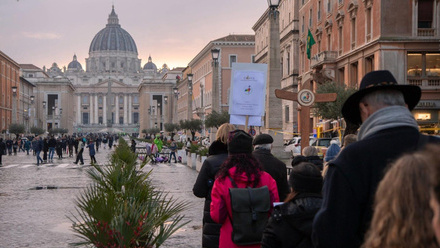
[210,130,279,248]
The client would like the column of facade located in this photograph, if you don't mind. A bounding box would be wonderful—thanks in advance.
[94,95,98,124]
[128,95,132,124]
[103,96,107,125]
[115,95,119,125]
[124,95,128,124]
[90,94,94,124]
[77,95,81,124]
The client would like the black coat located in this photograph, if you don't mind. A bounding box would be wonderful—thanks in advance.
[312,127,440,248]
[253,148,290,201]
[193,141,228,248]
[305,156,323,171]
[262,193,322,248]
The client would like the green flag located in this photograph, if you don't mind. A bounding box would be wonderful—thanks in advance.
[307,29,316,59]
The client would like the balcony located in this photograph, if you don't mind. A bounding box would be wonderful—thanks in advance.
[418,28,435,37]
[408,78,440,89]
[310,51,338,69]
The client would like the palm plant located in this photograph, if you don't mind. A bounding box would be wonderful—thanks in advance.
[70,138,189,247]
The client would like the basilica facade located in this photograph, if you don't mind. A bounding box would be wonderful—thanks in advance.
[23,6,181,134]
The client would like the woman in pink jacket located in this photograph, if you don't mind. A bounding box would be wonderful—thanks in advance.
[210,130,279,248]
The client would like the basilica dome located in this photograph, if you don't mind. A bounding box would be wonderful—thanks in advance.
[143,55,157,71]
[67,54,83,71]
[89,6,138,54]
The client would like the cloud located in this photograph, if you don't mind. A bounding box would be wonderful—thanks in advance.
[22,32,61,40]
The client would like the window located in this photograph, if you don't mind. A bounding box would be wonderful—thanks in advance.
[99,116,103,124]
[285,105,290,122]
[302,16,305,32]
[318,1,321,21]
[119,117,124,124]
[351,18,356,49]
[229,55,237,67]
[82,113,89,124]
[287,51,291,75]
[338,26,343,55]
[418,0,434,28]
[119,96,123,104]
[407,53,440,77]
[350,62,358,87]
[82,95,88,104]
[251,55,256,63]
[365,56,374,74]
[327,0,331,12]
[133,95,139,104]
[327,34,331,51]
[98,96,103,104]
[133,113,139,124]
[309,9,313,27]
[338,67,345,84]
[366,7,372,41]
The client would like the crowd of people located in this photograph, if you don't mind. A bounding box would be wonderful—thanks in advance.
[0,133,119,166]
[192,70,440,248]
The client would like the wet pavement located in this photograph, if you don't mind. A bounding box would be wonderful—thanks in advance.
[0,141,204,248]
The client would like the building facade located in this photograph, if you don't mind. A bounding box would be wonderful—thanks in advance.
[0,51,20,134]
[297,0,440,133]
[18,77,35,133]
[187,35,255,136]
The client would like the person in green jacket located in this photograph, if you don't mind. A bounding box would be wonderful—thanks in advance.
[153,135,163,158]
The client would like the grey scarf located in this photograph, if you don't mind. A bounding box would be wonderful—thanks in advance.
[357,106,419,140]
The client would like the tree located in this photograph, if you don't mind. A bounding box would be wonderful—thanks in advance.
[205,111,230,129]
[312,82,359,136]
[180,119,203,141]
[141,129,147,134]
[8,123,25,138]
[164,123,180,140]
[30,126,45,136]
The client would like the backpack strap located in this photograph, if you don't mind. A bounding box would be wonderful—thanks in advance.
[228,176,238,188]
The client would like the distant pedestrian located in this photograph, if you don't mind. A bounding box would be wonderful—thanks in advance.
[131,139,136,153]
[24,139,31,155]
[48,136,56,162]
[6,139,12,155]
[0,138,6,165]
[74,138,85,165]
[87,139,97,164]
[12,139,18,155]
[168,139,177,163]
[34,137,44,166]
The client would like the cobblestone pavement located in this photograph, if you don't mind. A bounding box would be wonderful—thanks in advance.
[0,143,204,248]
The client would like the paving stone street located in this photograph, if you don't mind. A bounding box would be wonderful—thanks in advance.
[0,141,204,248]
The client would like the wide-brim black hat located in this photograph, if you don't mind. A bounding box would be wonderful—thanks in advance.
[341,70,421,125]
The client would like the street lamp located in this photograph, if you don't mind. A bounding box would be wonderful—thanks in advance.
[164,96,168,104]
[52,106,55,130]
[211,49,220,112]
[11,86,17,123]
[157,102,161,131]
[59,108,62,129]
[267,0,280,9]
[30,95,35,104]
[187,74,193,120]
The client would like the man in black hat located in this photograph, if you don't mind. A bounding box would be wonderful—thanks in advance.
[253,133,289,201]
[312,70,440,248]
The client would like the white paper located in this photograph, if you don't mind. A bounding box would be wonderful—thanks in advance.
[230,115,262,126]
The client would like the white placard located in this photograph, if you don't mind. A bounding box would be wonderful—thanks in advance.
[229,63,267,117]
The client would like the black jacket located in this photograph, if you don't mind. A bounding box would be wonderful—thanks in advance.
[262,193,322,248]
[312,127,440,248]
[192,141,228,248]
[0,141,6,154]
[253,148,290,201]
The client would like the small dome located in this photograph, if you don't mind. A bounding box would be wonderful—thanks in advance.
[143,55,157,71]
[67,54,83,70]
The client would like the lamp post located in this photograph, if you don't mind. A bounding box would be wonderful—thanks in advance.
[266,0,284,157]
[30,95,35,132]
[11,86,17,123]
[173,86,178,123]
[59,108,63,129]
[157,102,161,131]
[42,101,46,130]
[187,73,193,120]
[211,49,220,112]
[151,106,155,129]
[52,106,55,130]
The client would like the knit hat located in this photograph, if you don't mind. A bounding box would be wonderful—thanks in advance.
[252,133,274,145]
[289,162,323,194]
[228,130,253,154]
[324,143,341,162]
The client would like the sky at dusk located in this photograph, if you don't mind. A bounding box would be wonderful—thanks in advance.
[0,0,268,70]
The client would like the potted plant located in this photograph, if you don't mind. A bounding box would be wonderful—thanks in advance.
[196,147,208,172]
